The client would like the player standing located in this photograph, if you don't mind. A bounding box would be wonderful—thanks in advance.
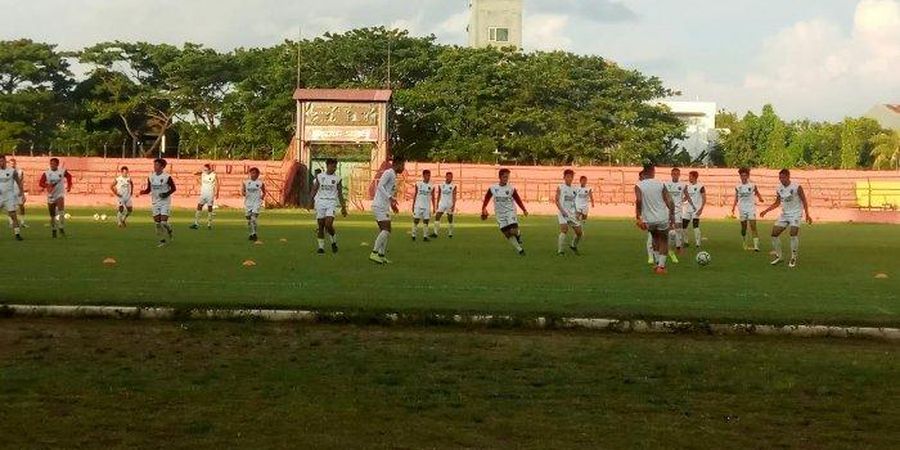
[411,170,435,242]
[242,167,266,242]
[663,167,687,263]
[0,155,24,240]
[731,168,765,251]
[574,175,595,222]
[481,168,528,255]
[311,158,346,254]
[635,165,676,274]
[369,159,405,264]
[9,158,26,228]
[39,157,72,238]
[555,169,583,255]
[139,158,176,247]
[110,166,134,227]
[431,172,457,238]
[761,169,812,267]
[683,170,706,248]
[190,164,217,230]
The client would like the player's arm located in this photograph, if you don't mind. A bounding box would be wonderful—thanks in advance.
[480,189,493,219]
[13,170,24,193]
[633,185,644,227]
[512,189,528,216]
[129,180,134,196]
[451,185,457,212]
[730,189,739,215]
[214,175,219,199]
[798,185,812,224]
[337,180,347,216]
[760,195,781,217]
[261,183,267,199]
[310,178,320,200]
[38,173,49,191]
[241,182,246,197]
[109,179,118,196]
[161,177,176,198]
[431,185,437,212]
[590,188,596,207]
[663,189,675,226]
[754,186,764,204]
[64,170,73,192]
[697,186,706,216]
[554,186,567,217]
[139,179,151,196]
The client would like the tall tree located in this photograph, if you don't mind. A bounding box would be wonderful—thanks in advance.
[870,131,900,170]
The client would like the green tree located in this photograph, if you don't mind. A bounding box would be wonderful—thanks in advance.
[870,131,900,170]
[840,117,883,169]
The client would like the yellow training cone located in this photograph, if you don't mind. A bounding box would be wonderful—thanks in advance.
[242,259,257,267]
[279,238,288,243]
[874,273,889,279]
[254,240,264,245]
[102,257,117,266]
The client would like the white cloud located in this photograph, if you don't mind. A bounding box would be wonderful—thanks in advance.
[524,14,572,51]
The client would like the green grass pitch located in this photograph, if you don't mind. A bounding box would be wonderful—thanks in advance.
[1,207,897,326]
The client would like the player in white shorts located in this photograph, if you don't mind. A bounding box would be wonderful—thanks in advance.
[637,170,654,264]
[109,166,134,227]
[761,169,812,268]
[730,167,765,252]
[139,158,176,247]
[38,157,72,238]
[369,159,405,264]
[555,169,583,255]
[481,168,528,255]
[431,172,457,238]
[411,170,436,242]
[0,155,24,240]
[9,157,27,228]
[242,167,266,242]
[682,170,706,248]
[191,164,218,230]
[662,168,687,264]
[574,176,595,221]
[311,158,347,254]
[635,164,676,275]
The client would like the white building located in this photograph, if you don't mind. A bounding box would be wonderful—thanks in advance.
[659,100,718,162]
[468,0,523,49]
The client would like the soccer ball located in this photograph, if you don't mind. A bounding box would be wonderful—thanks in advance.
[93,213,101,221]
[100,214,108,221]
[64,213,72,220]
[696,251,712,266]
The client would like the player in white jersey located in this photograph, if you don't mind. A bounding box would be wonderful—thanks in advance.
[109,166,134,227]
[682,170,706,248]
[411,170,436,242]
[481,168,528,255]
[311,158,347,254]
[190,164,218,230]
[431,172,457,238]
[761,169,811,268]
[139,158,176,247]
[8,158,27,228]
[730,167,765,252]
[0,155,24,240]
[242,167,266,242]
[574,176,595,221]
[637,170,654,264]
[663,168,687,264]
[38,158,72,238]
[555,169,583,255]
[635,165,676,275]
[369,159,405,264]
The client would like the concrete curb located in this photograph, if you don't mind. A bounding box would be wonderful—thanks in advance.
[3,304,900,341]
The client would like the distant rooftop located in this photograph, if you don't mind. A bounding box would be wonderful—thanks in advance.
[293,89,392,103]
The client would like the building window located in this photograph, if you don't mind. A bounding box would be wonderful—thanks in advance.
[489,27,509,42]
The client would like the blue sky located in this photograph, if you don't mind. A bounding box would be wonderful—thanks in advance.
[1,0,897,121]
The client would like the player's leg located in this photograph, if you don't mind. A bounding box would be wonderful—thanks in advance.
[154,215,166,246]
[316,217,327,253]
[770,225,786,264]
[412,216,421,241]
[788,225,800,268]
[17,197,26,227]
[654,228,669,273]
[692,218,701,248]
[432,211,443,236]
[667,221,681,263]
[47,202,57,237]
[206,204,214,229]
[325,216,338,253]
[749,220,760,251]
[248,212,259,241]
[681,218,691,246]
[447,213,454,238]
[5,197,22,240]
[740,220,749,249]
[557,223,569,255]
[159,213,173,241]
[117,204,125,227]
[371,219,393,263]
[191,203,203,229]
[646,232,654,264]
[504,224,524,255]
[570,224,583,254]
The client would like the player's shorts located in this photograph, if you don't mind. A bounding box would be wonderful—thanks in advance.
[47,193,65,204]
[198,193,215,207]
[575,207,589,218]
[118,195,133,208]
[245,203,262,216]
[413,205,431,220]
[738,208,757,221]
[437,202,453,214]
[151,200,171,217]
[0,194,17,212]
[775,214,802,228]
[496,213,518,231]
[646,220,670,232]
[372,204,391,222]
[682,209,699,221]
[557,211,582,227]
[315,202,336,220]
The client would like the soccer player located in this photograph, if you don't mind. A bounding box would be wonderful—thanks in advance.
[481,168,528,255]
[431,172,457,238]
[761,169,812,268]
[555,169,583,255]
[0,155,24,240]
[110,166,134,227]
[139,158,176,247]
[635,164,676,274]
[411,170,435,242]
[731,167,765,251]
[663,168,687,263]
[190,164,217,230]
[369,159,405,264]
[683,170,706,248]
[242,167,266,242]
[311,158,346,254]
[38,157,72,238]
[574,175,595,222]
[636,170,654,264]
[9,158,26,228]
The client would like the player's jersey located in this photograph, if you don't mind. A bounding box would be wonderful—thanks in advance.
[558,183,577,213]
[115,176,132,198]
[414,181,433,209]
[438,183,455,205]
[489,183,517,217]
[373,168,397,209]
[777,182,803,217]
[735,182,757,211]
[200,171,217,196]
[44,169,67,199]
[314,172,341,204]
[12,169,23,195]
[244,179,264,207]
[575,186,592,211]
[637,178,669,224]
[686,183,704,212]
[0,168,16,196]
[148,173,172,203]
[664,181,685,209]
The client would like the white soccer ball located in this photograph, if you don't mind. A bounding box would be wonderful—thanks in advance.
[100,214,108,221]
[64,213,72,220]
[93,213,101,221]
[696,251,712,266]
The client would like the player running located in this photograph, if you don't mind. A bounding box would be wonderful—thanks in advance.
[431,172,457,238]
[139,158,176,247]
[731,167,765,251]
[110,166,134,227]
[761,169,812,268]
[0,155,24,240]
[683,170,706,248]
[411,170,435,242]
[635,164,676,274]
[9,158,26,228]
[311,158,347,254]
[555,169,583,255]
[39,157,72,238]
[369,159,405,264]
[190,164,218,230]
[481,168,528,255]
[574,175,595,222]
[242,167,266,242]
[663,167,687,263]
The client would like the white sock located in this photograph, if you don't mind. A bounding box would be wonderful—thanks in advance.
[250,217,258,235]
[448,220,454,235]
[57,210,65,229]
[317,238,325,250]
[646,234,653,258]
[194,210,201,225]
[207,210,214,226]
[433,220,441,234]
[374,230,390,254]
[13,226,21,235]
[161,221,172,236]
[658,254,667,268]
[694,228,701,246]
[155,222,163,238]
[772,237,782,258]
[508,235,523,252]
[753,237,760,249]
[572,234,582,248]
[329,233,337,244]
[412,222,419,239]
[790,236,799,257]
[558,233,567,253]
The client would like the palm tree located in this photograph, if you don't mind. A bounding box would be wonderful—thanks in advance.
[871,131,900,170]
